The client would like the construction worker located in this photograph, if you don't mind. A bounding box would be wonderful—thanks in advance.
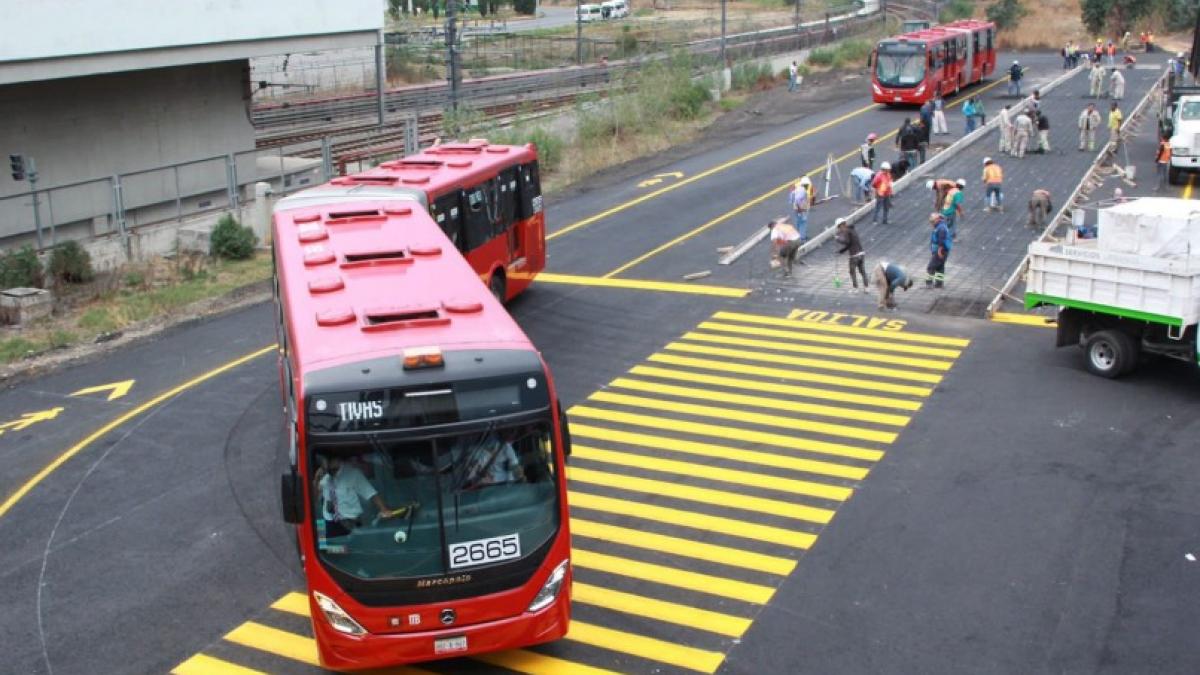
[941,178,966,240]
[1121,31,1131,52]
[1036,110,1051,153]
[926,213,951,289]
[999,105,1014,154]
[1156,134,1172,191]
[928,178,956,210]
[1008,60,1024,97]
[767,218,803,278]
[788,177,813,241]
[860,133,877,169]
[850,165,875,203]
[1012,109,1034,158]
[1078,103,1102,151]
[1062,42,1073,69]
[835,218,868,294]
[871,161,894,225]
[1108,101,1124,149]
[873,260,913,311]
[1106,41,1116,67]
[1140,31,1148,52]
[982,157,1004,212]
[1028,189,1053,229]
[1093,40,1103,62]
[1088,61,1105,98]
[1110,67,1125,102]
[1146,31,1155,53]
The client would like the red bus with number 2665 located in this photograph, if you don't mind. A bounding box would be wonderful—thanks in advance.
[871,19,996,105]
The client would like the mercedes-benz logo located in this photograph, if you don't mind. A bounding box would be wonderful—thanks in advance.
[439,608,456,625]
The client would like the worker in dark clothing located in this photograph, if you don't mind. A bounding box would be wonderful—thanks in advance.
[926,213,951,288]
[898,119,921,168]
[873,261,913,311]
[1028,188,1053,228]
[835,218,868,293]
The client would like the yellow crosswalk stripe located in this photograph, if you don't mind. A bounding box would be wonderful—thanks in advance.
[716,310,971,346]
[573,548,775,603]
[629,364,922,411]
[172,654,267,675]
[474,649,622,675]
[573,582,753,638]
[567,620,726,674]
[572,444,852,501]
[587,391,898,444]
[698,320,964,358]
[648,352,933,396]
[571,424,869,480]
[665,341,943,384]
[569,406,884,462]
[682,331,955,372]
[569,466,836,523]
[271,592,308,616]
[609,376,910,427]
[223,622,319,666]
[570,490,817,548]
[570,517,796,575]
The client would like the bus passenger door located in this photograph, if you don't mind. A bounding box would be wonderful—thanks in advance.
[516,160,544,274]
[497,167,519,263]
[430,192,466,254]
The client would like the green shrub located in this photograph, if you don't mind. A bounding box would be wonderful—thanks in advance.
[48,240,94,284]
[985,0,1025,30]
[0,245,44,289]
[669,80,711,120]
[210,214,257,260]
[807,47,836,67]
[513,0,535,14]
[617,26,639,57]
[941,0,975,21]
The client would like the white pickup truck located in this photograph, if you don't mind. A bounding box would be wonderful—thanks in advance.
[1025,198,1200,377]
[1161,82,1200,184]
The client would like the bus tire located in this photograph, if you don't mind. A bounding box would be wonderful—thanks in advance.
[489,271,507,304]
[1084,329,1134,378]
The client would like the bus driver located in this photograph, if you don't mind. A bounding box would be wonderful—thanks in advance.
[316,455,408,537]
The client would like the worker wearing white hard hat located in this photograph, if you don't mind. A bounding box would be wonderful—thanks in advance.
[871,161,894,225]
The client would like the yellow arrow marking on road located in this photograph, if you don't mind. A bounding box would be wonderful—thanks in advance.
[0,407,64,435]
[70,379,135,402]
[637,171,685,188]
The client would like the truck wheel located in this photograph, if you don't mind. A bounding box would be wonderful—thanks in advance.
[1084,330,1134,378]
[1168,166,1182,185]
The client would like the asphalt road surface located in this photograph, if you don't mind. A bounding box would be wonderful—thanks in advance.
[1,51,1198,675]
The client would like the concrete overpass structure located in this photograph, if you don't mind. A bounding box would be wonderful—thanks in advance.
[0,0,381,255]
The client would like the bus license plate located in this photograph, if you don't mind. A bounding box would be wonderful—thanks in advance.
[893,96,902,102]
[435,636,468,654]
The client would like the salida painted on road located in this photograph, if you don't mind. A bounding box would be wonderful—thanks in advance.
[789,308,907,331]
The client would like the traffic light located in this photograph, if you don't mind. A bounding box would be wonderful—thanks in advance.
[9,154,24,181]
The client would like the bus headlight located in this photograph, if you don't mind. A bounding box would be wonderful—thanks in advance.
[872,83,882,95]
[915,84,926,96]
[527,559,570,613]
[314,590,367,636]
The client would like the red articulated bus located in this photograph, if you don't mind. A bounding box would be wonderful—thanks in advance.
[272,200,572,669]
[278,140,545,303]
[871,19,996,105]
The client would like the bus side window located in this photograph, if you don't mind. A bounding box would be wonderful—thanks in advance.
[462,185,494,252]
[496,166,518,233]
[431,192,465,252]
[516,161,542,220]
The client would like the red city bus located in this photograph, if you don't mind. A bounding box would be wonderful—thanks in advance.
[871,20,996,105]
[272,201,572,669]
[280,140,545,303]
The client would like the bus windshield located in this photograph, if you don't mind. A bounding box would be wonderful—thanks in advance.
[311,421,559,580]
[876,43,926,88]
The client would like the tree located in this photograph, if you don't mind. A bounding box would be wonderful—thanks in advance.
[1080,0,1152,36]
[514,0,535,15]
[986,0,1026,31]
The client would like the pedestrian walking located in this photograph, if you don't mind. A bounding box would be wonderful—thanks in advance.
[1106,41,1116,67]
[932,93,949,135]
[835,218,868,294]
[1036,110,1051,153]
[1028,188,1053,229]
[788,176,813,241]
[871,162,894,225]
[788,61,799,92]
[941,178,966,240]
[1093,40,1103,63]
[860,133,877,169]
[919,99,934,135]
[1108,101,1124,149]
[1008,60,1024,97]
[926,213,951,289]
[1062,42,1073,69]
[982,157,1004,212]
[999,105,1014,154]
[1012,110,1034,158]
[1078,103,1102,151]
[1109,67,1125,102]
[850,166,875,203]
[972,96,986,125]
[898,118,921,167]
[1156,135,1172,191]
[873,260,913,311]
[963,98,978,134]
[1089,61,1105,98]
[928,178,956,210]
[767,218,803,278]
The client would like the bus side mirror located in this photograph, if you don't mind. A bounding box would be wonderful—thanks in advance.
[281,472,304,524]
[558,404,572,462]
[866,52,873,67]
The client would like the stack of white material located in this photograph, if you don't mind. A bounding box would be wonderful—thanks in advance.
[1097,197,1200,259]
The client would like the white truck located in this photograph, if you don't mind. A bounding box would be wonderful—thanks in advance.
[1025,198,1200,378]
[1161,82,1200,184]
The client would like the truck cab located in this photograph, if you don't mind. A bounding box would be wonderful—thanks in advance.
[1166,95,1200,183]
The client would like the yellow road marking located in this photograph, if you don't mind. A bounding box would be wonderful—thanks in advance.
[69,379,136,402]
[646,352,932,397]
[271,592,309,616]
[569,490,817,548]
[570,517,797,575]
[0,345,276,521]
[570,423,869,480]
[720,310,971,346]
[569,466,836,523]
[601,76,1010,277]
[609,376,910,426]
[223,622,319,666]
[682,331,954,372]
[698,320,963,358]
[629,364,921,411]
[573,582,753,638]
[534,272,749,298]
[587,390,897,444]
[572,548,775,603]
[665,341,943,384]
[0,407,63,434]
[572,444,853,501]
[570,405,884,462]
[172,654,267,675]
[1185,173,1195,199]
[547,102,880,242]
[990,312,1057,328]
[474,650,622,675]
[567,620,726,674]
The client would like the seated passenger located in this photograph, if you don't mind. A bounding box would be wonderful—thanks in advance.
[456,429,527,488]
[316,455,407,537]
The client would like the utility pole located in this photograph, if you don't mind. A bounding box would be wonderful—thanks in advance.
[576,0,583,65]
[794,0,800,33]
[375,31,386,126]
[9,154,42,249]
[447,0,461,110]
[720,0,727,71]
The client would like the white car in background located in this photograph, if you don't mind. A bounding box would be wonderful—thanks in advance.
[577,3,602,22]
[602,0,629,19]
